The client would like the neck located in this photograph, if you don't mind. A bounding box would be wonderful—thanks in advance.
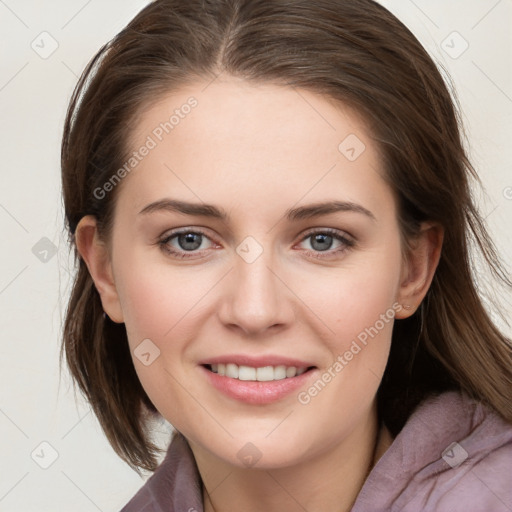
[193,404,393,512]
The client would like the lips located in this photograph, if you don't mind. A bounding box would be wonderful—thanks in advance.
[199,354,318,404]
[199,354,316,369]
[209,361,313,382]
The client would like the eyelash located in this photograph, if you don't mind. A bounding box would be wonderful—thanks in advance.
[158,227,355,260]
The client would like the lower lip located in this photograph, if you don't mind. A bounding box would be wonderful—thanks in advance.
[200,365,317,405]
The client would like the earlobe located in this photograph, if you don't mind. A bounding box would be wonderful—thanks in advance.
[395,222,444,319]
[74,215,124,323]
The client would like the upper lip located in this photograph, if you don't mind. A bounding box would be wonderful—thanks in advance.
[200,354,316,368]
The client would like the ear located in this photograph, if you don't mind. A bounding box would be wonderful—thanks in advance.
[395,222,444,320]
[74,215,124,323]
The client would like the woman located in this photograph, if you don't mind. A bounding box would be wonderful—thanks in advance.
[60,0,512,510]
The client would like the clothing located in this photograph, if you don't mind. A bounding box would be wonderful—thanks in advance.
[120,390,512,511]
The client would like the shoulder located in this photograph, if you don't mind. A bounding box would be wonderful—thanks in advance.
[352,390,512,512]
[120,431,203,512]
[420,391,512,511]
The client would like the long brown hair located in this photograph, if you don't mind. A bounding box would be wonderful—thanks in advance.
[60,0,512,473]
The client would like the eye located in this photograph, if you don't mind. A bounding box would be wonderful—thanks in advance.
[157,227,355,261]
[158,229,216,259]
[297,228,355,258]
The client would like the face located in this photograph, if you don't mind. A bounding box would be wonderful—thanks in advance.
[98,77,410,469]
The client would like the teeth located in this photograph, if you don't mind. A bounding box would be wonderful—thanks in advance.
[239,366,256,380]
[208,363,310,381]
[226,363,239,378]
[273,365,287,380]
[256,366,275,381]
[286,366,296,378]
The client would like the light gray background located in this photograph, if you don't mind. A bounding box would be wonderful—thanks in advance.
[0,1,511,510]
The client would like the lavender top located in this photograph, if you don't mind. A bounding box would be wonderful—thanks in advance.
[120,391,512,511]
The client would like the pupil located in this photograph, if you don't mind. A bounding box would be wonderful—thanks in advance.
[311,233,333,251]
[179,233,202,251]
[176,233,334,252]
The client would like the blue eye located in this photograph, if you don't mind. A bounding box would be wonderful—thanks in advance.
[174,232,204,251]
[298,229,355,258]
[158,227,355,260]
[308,232,335,251]
[159,229,214,258]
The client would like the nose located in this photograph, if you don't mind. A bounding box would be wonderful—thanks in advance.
[217,247,295,336]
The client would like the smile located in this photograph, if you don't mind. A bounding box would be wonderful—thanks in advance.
[206,363,311,381]
[200,362,318,405]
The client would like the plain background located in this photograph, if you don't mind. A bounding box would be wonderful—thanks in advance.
[0,0,511,510]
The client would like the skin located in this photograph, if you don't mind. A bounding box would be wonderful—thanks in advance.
[76,75,443,512]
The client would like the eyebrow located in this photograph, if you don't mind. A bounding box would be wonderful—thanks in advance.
[139,198,376,222]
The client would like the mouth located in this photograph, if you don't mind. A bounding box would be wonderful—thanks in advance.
[200,362,318,404]
[202,363,316,381]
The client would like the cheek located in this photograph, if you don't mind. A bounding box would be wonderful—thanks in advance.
[292,273,397,429]
[300,274,397,392]
[113,259,205,423]
[115,230,403,360]
[114,252,212,344]
[290,246,401,403]
[295,251,402,342]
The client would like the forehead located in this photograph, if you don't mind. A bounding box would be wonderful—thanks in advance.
[118,77,394,222]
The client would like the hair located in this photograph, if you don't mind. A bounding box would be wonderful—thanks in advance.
[60,0,512,473]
